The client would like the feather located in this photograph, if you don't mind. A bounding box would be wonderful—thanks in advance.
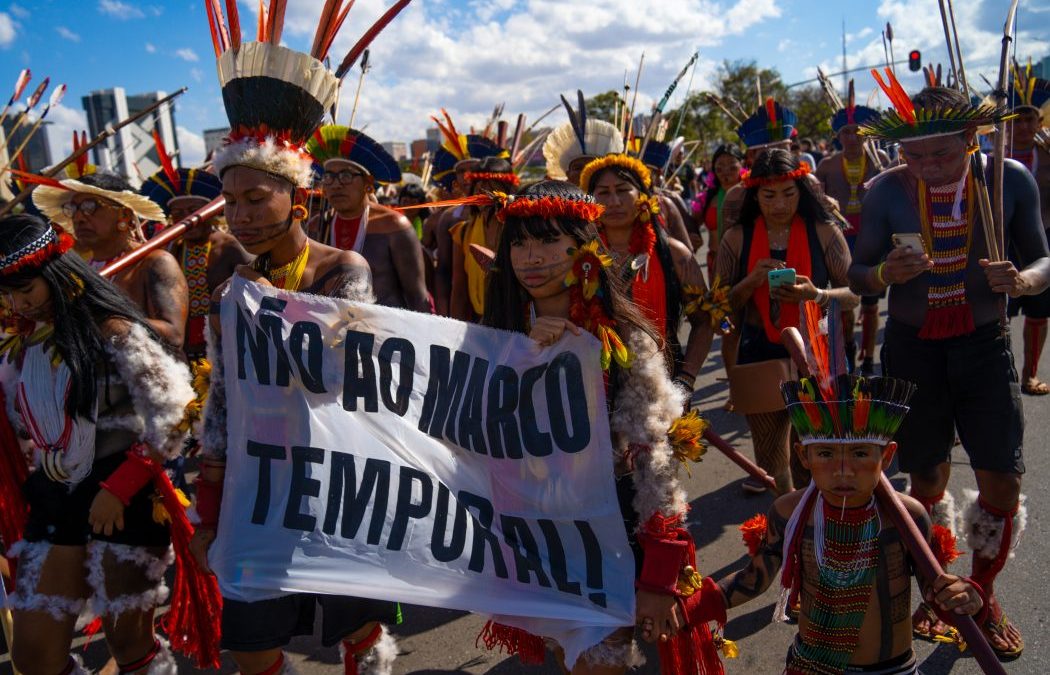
[311,0,340,58]
[204,0,222,57]
[25,78,49,110]
[334,0,412,80]
[152,129,181,193]
[560,94,584,152]
[225,0,241,50]
[7,169,69,191]
[267,0,287,45]
[802,301,833,401]
[74,130,88,178]
[207,0,230,52]
[397,193,492,213]
[496,120,508,149]
[765,96,777,126]
[9,69,30,107]
[45,84,66,112]
[319,0,356,61]
[885,68,916,125]
[577,89,588,153]
[257,0,267,42]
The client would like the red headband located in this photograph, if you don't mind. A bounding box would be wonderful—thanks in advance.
[741,162,811,188]
[0,227,75,276]
[497,196,604,223]
[464,171,520,187]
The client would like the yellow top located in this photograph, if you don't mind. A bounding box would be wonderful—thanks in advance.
[451,214,488,316]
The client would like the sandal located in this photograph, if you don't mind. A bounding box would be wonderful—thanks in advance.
[1022,377,1050,396]
[912,602,950,641]
[981,596,1025,660]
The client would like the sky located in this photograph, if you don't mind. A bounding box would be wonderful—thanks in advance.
[1,0,1048,169]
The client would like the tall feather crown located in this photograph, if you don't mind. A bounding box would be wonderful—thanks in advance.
[542,90,624,180]
[781,301,915,445]
[204,0,411,188]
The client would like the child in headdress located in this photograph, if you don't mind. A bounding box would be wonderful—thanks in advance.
[682,300,986,674]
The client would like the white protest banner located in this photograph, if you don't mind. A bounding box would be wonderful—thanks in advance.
[209,277,635,664]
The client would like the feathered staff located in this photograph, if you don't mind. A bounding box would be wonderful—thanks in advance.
[3,77,50,153]
[0,84,66,177]
[0,88,187,218]
[639,50,697,162]
[0,69,30,129]
[334,0,413,80]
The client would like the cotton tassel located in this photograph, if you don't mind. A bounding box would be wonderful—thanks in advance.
[341,624,397,675]
[657,620,723,675]
[476,620,546,665]
[154,470,223,668]
[961,490,1026,561]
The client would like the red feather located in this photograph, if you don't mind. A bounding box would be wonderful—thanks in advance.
[7,169,68,191]
[320,0,356,61]
[338,131,358,158]
[204,0,222,57]
[930,524,962,567]
[431,110,465,159]
[334,0,412,79]
[740,514,768,557]
[311,0,340,58]
[257,0,267,41]
[803,301,832,397]
[765,96,777,124]
[152,129,181,193]
[225,0,241,50]
[267,0,286,45]
[397,193,492,213]
[885,69,916,124]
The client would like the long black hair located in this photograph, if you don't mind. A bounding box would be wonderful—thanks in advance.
[737,148,832,229]
[0,214,156,419]
[481,180,659,348]
[700,143,744,222]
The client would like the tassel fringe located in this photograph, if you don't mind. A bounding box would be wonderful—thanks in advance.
[476,620,546,665]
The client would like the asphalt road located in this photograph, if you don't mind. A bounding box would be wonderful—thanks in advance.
[5,244,1047,674]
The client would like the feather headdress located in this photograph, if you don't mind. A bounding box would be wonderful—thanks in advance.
[1007,59,1050,112]
[736,98,797,149]
[542,90,624,180]
[429,110,505,191]
[140,130,223,215]
[780,301,915,445]
[204,0,412,188]
[831,80,880,133]
[305,125,401,184]
[859,67,1014,142]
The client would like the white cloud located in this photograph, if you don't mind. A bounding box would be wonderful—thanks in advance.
[8,3,28,19]
[174,47,199,62]
[177,126,206,166]
[0,12,15,48]
[55,26,81,42]
[190,67,204,83]
[145,42,156,53]
[98,0,145,19]
[42,103,89,163]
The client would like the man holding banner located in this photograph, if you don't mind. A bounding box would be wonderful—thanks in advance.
[187,11,401,675]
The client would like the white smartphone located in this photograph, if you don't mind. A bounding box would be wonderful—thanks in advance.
[892,233,926,254]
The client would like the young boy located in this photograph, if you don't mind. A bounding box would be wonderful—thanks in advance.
[684,302,987,674]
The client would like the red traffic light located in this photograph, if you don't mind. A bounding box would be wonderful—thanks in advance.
[908,50,922,72]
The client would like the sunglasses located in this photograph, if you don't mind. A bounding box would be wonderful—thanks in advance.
[61,198,118,217]
[320,170,367,186]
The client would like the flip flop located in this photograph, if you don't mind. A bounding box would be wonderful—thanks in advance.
[982,598,1025,660]
[912,602,949,641]
[1022,378,1050,396]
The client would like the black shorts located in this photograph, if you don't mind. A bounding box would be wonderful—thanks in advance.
[22,451,171,548]
[220,593,401,651]
[881,320,1024,475]
[861,292,883,307]
[1007,286,1050,319]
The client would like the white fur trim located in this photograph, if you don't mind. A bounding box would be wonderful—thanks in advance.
[141,636,177,675]
[8,540,87,620]
[213,137,315,189]
[84,541,172,619]
[342,624,398,675]
[609,331,689,527]
[961,489,1027,560]
[930,490,957,535]
[106,323,194,459]
[577,636,645,668]
[335,272,376,303]
[96,414,146,434]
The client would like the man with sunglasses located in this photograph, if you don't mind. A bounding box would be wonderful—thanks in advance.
[309,126,430,312]
[33,172,189,349]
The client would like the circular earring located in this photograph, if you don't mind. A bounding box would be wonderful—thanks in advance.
[291,204,309,221]
[116,221,129,231]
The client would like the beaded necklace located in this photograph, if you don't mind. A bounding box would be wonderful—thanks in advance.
[788,496,881,675]
[253,243,310,291]
[181,240,212,350]
[841,153,867,216]
[916,173,976,339]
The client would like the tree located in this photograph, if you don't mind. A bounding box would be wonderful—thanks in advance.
[583,90,623,125]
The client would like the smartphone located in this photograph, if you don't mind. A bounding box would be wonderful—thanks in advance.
[892,233,926,254]
[768,268,797,289]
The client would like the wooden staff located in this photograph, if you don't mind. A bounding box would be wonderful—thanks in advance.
[0,84,66,177]
[992,0,1021,263]
[625,52,645,141]
[507,113,526,161]
[347,48,371,129]
[0,88,187,218]
[2,78,50,155]
[780,326,1006,675]
[100,196,225,278]
[701,428,778,492]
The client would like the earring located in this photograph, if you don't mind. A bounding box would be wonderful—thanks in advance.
[291,204,309,221]
[116,221,128,231]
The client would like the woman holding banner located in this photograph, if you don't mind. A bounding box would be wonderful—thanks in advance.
[479,180,723,674]
[0,213,208,672]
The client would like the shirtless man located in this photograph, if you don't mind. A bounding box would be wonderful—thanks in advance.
[142,165,251,358]
[32,172,188,349]
[309,126,429,312]
[816,94,889,374]
[849,85,1050,659]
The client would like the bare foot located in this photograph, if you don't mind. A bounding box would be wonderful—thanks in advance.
[912,603,948,640]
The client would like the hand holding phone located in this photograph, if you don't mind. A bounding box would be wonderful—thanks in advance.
[892,233,926,255]
[768,267,797,289]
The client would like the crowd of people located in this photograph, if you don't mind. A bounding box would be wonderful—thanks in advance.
[0,4,1048,675]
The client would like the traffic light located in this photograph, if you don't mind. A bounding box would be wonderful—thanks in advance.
[908,50,922,72]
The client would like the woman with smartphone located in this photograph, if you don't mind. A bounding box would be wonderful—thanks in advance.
[715,149,858,494]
